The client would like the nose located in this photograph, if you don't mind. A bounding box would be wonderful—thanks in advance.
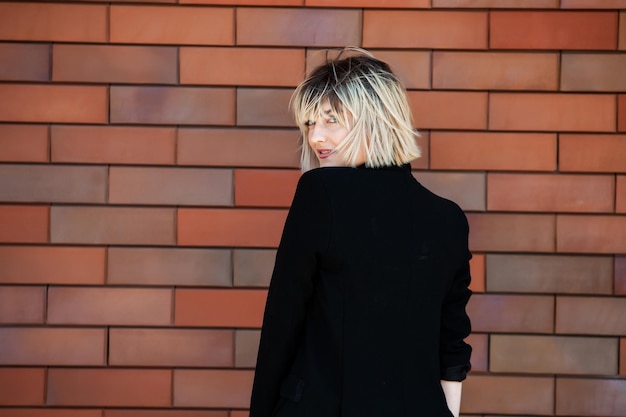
[309,123,325,144]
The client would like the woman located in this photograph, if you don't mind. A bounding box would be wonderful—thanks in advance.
[249,48,472,417]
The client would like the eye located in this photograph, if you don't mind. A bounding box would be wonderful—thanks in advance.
[327,117,338,124]
[304,120,315,127]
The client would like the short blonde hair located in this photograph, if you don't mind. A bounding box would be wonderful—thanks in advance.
[291,47,421,171]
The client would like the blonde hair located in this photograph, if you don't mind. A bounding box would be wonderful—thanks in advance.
[291,47,421,171]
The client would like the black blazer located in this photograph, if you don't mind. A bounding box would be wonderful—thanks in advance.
[250,164,472,417]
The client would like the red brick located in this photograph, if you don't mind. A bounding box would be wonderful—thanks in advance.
[235,329,260,368]
[109,167,233,206]
[0,43,49,81]
[560,134,626,173]
[178,209,287,247]
[184,0,297,4]
[0,410,101,417]
[237,8,360,47]
[561,0,626,7]
[489,93,615,132]
[557,378,626,417]
[466,333,487,372]
[0,125,49,163]
[51,125,176,165]
[237,88,296,127]
[0,3,106,42]
[0,368,45,406]
[108,247,232,286]
[109,328,233,367]
[462,375,553,415]
[467,213,555,252]
[177,128,300,168]
[621,338,626,375]
[173,369,253,408]
[231,412,249,417]
[0,328,105,366]
[562,54,626,92]
[0,84,107,123]
[413,172,486,211]
[434,52,558,91]
[181,47,304,87]
[411,132,431,169]
[490,11,617,50]
[430,132,556,171]
[0,205,48,243]
[363,11,487,49]
[111,5,233,45]
[557,215,626,254]
[235,169,299,207]
[0,286,45,324]
[494,335,617,375]
[47,369,171,407]
[48,287,171,326]
[408,91,487,130]
[616,256,626,295]
[53,44,177,84]
[111,86,235,125]
[105,411,227,417]
[619,95,626,131]
[51,206,176,245]
[434,0,558,6]
[468,254,485,293]
[621,12,626,50]
[233,249,276,287]
[487,254,613,294]
[556,296,626,335]
[307,0,428,6]
[467,294,554,333]
[487,173,614,213]
[175,289,266,327]
[0,246,105,285]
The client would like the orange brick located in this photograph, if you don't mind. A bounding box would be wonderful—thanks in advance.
[621,12,626,50]
[230,412,249,417]
[109,328,233,367]
[53,45,177,84]
[411,132,429,170]
[487,254,613,294]
[178,208,287,247]
[237,88,296,127]
[431,132,556,171]
[561,0,626,7]
[233,249,276,287]
[177,128,300,168]
[0,3,106,42]
[556,378,626,416]
[307,0,428,6]
[181,47,304,87]
[0,286,45,324]
[0,125,48,163]
[105,411,227,417]
[51,125,176,165]
[111,86,235,125]
[413,172,486,211]
[408,91,487,130]
[0,205,48,243]
[467,213,555,252]
[468,254,485,293]
[0,328,105,366]
[235,329,260,368]
[47,287,172,326]
[183,0,297,4]
[175,289,266,327]
[0,43,49,81]
[0,84,107,123]
[0,368,45,406]
[490,11,617,50]
[0,410,101,417]
[621,338,626,375]
[560,134,626,173]
[109,167,233,206]
[235,169,300,207]
[489,93,615,132]
[110,5,233,45]
[619,94,626,131]
[467,294,554,333]
[47,369,171,407]
[616,256,626,295]
[462,375,553,415]
[491,335,617,375]
[557,215,626,254]
[173,369,254,408]
[434,0,558,6]
[618,176,626,213]
[562,54,626,92]
[363,10,487,49]
[0,246,105,285]
[487,173,614,212]
[237,8,360,46]
[51,206,176,245]
[466,333,487,372]
[108,247,232,286]
[557,296,626,335]
[433,52,558,90]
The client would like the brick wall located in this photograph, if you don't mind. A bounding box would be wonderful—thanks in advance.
[0,1,625,416]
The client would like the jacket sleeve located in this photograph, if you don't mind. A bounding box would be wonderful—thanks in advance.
[439,205,473,381]
[249,171,329,417]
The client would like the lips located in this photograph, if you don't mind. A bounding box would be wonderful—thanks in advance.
[317,149,333,159]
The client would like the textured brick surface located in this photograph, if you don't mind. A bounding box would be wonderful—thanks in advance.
[235,330,261,368]
[0,368,45,406]
[235,169,300,207]
[561,0,626,8]
[621,12,626,50]
[435,0,558,6]
[233,249,276,287]
[236,89,295,127]
[556,378,626,417]
[556,297,626,335]
[0,125,49,163]
[0,411,101,417]
[467,213,555,252]
[618,177,626,213]
[308,0,429,6]
[466,333,487,372]
[562,54,626,92]
[617,256,626,295]
[173,370,254,408]
[174,289,266,327]
[0,43,49,81]
[0,286,45,324]
[560,134,626,173]
[105,412,227,417]
[467,294,554,333]
[408,91,488,130]
[620,94,626,132]
[557,215,626,254]
[0,205,48,243]
[414,172,486,211]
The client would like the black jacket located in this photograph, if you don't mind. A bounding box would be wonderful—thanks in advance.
[250,164,472,417]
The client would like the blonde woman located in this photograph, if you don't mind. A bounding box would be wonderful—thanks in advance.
[250,48,472,417]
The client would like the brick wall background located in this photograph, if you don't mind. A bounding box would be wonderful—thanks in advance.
[0,0,625,416]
